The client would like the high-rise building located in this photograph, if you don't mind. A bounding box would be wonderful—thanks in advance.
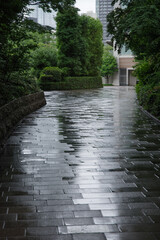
[96,0,113,44]
[27,5,56,29]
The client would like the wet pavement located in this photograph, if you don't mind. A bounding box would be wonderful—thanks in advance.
[0,86,160,240]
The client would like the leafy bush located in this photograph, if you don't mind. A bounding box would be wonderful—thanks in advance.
[39,76,103,91]
[39,67,62,83]
[30,44,58,78]
[136,83,160,119]
[101,45,118,80]
[0,72,40,107]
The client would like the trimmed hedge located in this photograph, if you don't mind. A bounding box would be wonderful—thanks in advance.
[39,76,103,91]
[40,67,62,82]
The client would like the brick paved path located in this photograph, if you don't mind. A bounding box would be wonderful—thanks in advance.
[0,87,160,240]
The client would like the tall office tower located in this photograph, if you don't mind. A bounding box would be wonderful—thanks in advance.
[96,0,113,44]
[27,5,56,29]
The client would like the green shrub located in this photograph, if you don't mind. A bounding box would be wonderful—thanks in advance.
[136,83,160,119]
[65,76,103,90]
[0,71,40,107]
[39,76,103,91]
[40,67,62,82]
[39,75,55,83]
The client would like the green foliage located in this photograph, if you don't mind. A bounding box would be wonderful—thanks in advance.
[101,45,118,80]
[64,76,103,89]
[136,83,160,119]
[39,67,62,82]
[39,76,103,90]
[0,72,40,107]
[56,7,83,76]
[80,15,103,76]
[0,0,75,106]
[29,33,58,78]
[107,0,160,59]
[108,0,160,119]
[56,8,103,76]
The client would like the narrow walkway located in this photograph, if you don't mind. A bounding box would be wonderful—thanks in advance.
[0,87,160,240]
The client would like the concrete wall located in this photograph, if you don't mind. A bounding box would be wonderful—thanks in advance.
[0,91,46,150]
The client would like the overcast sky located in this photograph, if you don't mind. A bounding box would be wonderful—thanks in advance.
[75,0,96,13]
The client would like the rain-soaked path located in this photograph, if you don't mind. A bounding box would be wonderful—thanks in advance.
[0,86,160,240]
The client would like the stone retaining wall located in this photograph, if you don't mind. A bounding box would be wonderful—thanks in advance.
[0,91,46,149]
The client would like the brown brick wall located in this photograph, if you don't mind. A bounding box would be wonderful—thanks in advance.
[119,57,137,68]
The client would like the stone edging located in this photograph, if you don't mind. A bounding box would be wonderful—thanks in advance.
[139,105,160,124]
[0,91,46,150]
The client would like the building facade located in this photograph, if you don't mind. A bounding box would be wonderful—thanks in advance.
[111,46,137,86]
[96,0,113,44]
[97,0,137,86]
[28,5,56,28]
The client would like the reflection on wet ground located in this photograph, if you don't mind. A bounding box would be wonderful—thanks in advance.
[0,86,160,239]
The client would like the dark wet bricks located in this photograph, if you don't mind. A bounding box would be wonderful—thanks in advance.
[0,214,17,221]
[128,202,158,209]
[34,193,83,200]
[47,200,73,205]
[1,87,160,238]
[93,216,152,224]
[64,218,94,226]
[7,236,73,240]
[0,207,7,213]
[18,211,75,220]
[72,233,106,240]
[8,206,36,213]
[0,228,25,237]
[2,200,47,206]
[5,219,64,228]
[105,232,156,240]
[74,210,102,218]
[37,204,90,212]
[142,209,160,216]
[119,223,160,232]
[8,195,34,201]
[26,227,58,236]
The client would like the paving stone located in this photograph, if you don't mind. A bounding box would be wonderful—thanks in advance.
[74,210,102,218]
[58,224,119,234]
[72,233,106,240]
[37,204,89,212]
[101,209,143,217]
[7,235,72,240]
[64,218,94,226]
[1,87,160,238]
[26,227,58,236]
[105,232,156,240]
[119,223,160,232]
[5,219,64,228]
[8,206,36,213]
[0,228,25,237]
[18,211,75,220]
[93,216,152,224]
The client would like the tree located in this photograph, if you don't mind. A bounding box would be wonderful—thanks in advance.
[80,15,103,76]
[29,32,58,78]
[107,0,160,60]
[101,45,117,80]
[56,6,83,76]
[56,9,103,76]
[0,0,75,105]
[107,0,160,118]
